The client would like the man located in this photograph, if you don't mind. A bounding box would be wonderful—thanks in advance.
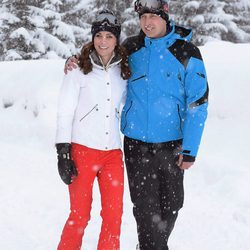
[121,0,208,249]
[65,1,208,249]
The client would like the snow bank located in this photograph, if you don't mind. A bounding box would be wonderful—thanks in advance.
[0,42,250,250]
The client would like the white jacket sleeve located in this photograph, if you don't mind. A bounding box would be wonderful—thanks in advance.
[55,69,82,143]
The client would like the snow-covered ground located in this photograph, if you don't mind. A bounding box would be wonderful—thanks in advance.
[0,41,250,250]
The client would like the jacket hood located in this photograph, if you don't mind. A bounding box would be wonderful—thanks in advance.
[173,22,192,41]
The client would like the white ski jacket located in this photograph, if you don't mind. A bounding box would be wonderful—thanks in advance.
[55,52,127,150]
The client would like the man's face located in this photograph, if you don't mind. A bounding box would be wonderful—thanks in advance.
[140,13,167,38]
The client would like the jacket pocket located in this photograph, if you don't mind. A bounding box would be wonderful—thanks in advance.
[80,104,98,122]
[177,104,183,133]
[122,100,133,132]
[130,75,146,83]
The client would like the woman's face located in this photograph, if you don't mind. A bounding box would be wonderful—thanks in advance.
[94,31,117,62]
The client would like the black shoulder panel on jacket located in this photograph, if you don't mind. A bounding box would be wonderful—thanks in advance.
[168,40,202,69]
[189,83,209,109]
[122,31,145,56]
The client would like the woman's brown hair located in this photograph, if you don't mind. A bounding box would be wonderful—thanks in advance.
[78,41,131,80]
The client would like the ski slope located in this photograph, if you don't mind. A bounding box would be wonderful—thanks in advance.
[0,41,250,250]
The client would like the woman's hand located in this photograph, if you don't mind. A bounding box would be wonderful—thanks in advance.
[56,143,78,185]
[64,56,79,74]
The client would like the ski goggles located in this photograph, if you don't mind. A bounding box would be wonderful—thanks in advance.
[94,12,120,26]
[135,0,169,13]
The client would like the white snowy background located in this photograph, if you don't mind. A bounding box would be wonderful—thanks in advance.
[0,41,250,250]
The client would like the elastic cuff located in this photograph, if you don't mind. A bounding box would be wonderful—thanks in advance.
[56,143,71,154]
[182,154,196,162]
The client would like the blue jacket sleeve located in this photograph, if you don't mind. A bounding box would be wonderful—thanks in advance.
[182,48,209,158]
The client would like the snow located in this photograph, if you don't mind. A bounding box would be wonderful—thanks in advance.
[75,0,92,9]
[203,22,228,33]
[28,15,47,28]
[0,41,250,250]
[192,14,205,25]
[52,20,76,41]
[5,50,22,61]
[236,0,250,10]
[183,1,200,12]
[10,27,32,42]
[35,29,74,58]
[0,11,20,24]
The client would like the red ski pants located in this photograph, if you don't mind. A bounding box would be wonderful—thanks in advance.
[57,143,124,250]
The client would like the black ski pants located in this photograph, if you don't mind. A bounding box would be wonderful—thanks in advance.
[124,136,184,250]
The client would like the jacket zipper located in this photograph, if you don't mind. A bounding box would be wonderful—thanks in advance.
[131,75,146,82]
[122,101,133,132]
[177,104,183,133]
[80,104,98,122]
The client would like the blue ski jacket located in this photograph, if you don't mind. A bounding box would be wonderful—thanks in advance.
[121,21,208,158]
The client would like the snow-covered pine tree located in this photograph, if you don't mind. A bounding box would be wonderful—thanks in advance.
[1,0,249,61]
[119,0,139,38]
[0,0,90,60]
[195,0,231,45]
[170,0,230,45]
[169,0,190,26]
[30,0,86,59]
[0,0,42,60]
[60,0,91,50]
[170,0,250,45]
[223,0,250,42]
[36,0,74,58]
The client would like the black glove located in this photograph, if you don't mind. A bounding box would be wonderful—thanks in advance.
[56,143,78,185]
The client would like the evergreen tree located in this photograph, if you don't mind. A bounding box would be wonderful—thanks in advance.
[0,0,42,60]
[0,0,250,61]
[170,0,250,45]
[60,0,92,51]
[195,0,230,44]
[120,0,139,38]
[0,0,89,60]
[35,0,78,58]
[223,0,250,42]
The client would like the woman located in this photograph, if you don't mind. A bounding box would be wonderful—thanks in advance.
[55,10,130,250]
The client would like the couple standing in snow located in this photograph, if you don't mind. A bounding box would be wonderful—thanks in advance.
[55,1,209,249]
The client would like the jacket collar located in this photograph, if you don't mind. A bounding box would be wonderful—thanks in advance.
[144,20,192,48]
[90,50,122,71]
